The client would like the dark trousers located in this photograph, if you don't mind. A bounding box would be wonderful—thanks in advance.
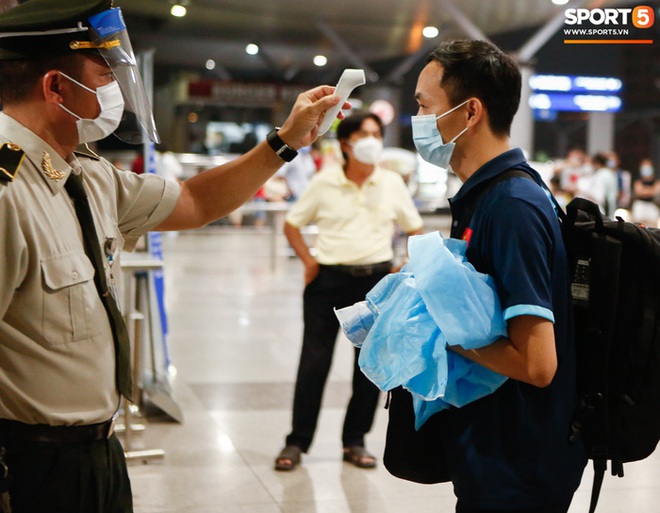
[2,433,132,513]
[285,266,385,452]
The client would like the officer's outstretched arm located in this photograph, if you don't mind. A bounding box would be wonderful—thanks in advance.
[156,86,343,231]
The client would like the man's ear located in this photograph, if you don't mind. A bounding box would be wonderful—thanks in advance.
[465,98,483,127]
[41,70,63,105]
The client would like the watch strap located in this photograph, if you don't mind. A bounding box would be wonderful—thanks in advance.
[266,128,298,162]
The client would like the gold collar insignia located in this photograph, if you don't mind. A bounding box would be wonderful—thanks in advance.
[42,151,65,181]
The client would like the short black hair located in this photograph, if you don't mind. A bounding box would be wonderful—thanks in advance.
[592,153,609,168]
[335,111,384,163]
[336,111,384,141]
[427,39,521,136]
[0,53,86,105]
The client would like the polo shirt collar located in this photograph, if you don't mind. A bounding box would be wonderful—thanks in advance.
[451,148,527,206]
[336,165,380,187]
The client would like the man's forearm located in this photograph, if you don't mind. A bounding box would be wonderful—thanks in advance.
[450,316,557,388]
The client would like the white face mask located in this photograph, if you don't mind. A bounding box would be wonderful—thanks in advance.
[57,72,125,144]
[640,165,654,178]
[351,136,383,165]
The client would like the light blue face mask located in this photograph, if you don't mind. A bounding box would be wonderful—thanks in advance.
[411,99,470,170]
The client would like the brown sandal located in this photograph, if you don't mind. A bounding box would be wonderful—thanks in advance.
[274,445,302,471]
[343,446,376,468]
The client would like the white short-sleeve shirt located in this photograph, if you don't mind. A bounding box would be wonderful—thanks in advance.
[286,164,423,265]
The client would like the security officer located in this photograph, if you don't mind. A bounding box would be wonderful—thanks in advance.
[0,1,342,511]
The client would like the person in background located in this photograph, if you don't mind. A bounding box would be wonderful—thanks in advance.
[411,39,586,512]
[552,146,589,198]
[274,112,423,471]
[631,158,660,226]
[549,174,571,210]
[606,151,631,211]
[130,151,144,175]
[275,144,317,201]
[310,140,324,171]
[588,152,618,218]
[155,144,184,183]
[0,1,344,511]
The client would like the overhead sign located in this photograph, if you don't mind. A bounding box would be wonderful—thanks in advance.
[187,81,308,106]
[529,74,623,113]
[529,74,622,93]
[529,93,622,113]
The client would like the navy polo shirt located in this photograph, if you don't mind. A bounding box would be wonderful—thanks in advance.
[443,149,586,509]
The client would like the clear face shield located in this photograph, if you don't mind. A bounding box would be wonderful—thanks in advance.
[84,7,159,144]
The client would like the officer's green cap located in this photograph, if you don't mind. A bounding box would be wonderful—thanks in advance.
[0,0,113,60]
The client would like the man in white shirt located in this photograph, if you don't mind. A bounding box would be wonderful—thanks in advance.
[275,112,423,471]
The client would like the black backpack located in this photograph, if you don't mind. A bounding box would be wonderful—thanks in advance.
[383,169,660,513]
[562,197,660,513]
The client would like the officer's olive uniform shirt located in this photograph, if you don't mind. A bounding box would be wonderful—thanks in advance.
[0,113,180,425]
[286,164,423,265]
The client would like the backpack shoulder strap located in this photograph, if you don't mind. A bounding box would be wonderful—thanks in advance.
[589,460,607,513]
[452,168,533,239]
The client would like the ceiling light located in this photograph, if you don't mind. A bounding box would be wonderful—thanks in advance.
[313,55,327,67]
[552,0,570,5]
[246,43,259,55]
[170,4,187,17]
[205,59,216,70]
[422,26,439,38]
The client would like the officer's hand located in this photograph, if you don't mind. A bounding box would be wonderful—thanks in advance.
[277,86,348,150]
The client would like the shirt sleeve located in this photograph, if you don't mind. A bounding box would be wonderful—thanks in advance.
[111,164,180,251]
[285,175,321,228]
[480,189,556,323]
[392,176,423,233]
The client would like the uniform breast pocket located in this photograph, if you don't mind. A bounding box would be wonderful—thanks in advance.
[41,251,107,345]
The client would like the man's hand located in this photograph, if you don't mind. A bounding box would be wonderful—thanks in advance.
[278,86,348,150]
[304,261,320,286]
[155,86,347,232]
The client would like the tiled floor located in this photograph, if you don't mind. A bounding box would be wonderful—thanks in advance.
[124,221,660,513]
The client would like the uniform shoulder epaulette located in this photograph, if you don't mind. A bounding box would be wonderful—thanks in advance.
[0,142,25,183]
[73,146,101,161]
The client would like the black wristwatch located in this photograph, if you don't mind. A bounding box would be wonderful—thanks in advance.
[266,128,298,162]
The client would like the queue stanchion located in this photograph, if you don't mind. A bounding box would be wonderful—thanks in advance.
[118,256,166,462]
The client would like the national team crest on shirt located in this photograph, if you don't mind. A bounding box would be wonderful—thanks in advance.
[462,227,474,246]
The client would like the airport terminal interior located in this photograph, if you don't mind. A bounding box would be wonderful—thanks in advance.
[3,0,659,511]
[122,221,660,513]
[112,0,659,511]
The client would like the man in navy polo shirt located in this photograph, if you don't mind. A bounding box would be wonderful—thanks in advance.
[411,39,587,512]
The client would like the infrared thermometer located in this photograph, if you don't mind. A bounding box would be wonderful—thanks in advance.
[317,69,366,136]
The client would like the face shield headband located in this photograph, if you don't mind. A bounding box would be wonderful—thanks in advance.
[79,7,159,144]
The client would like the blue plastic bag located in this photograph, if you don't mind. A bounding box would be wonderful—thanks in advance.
[337,232,508,429]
